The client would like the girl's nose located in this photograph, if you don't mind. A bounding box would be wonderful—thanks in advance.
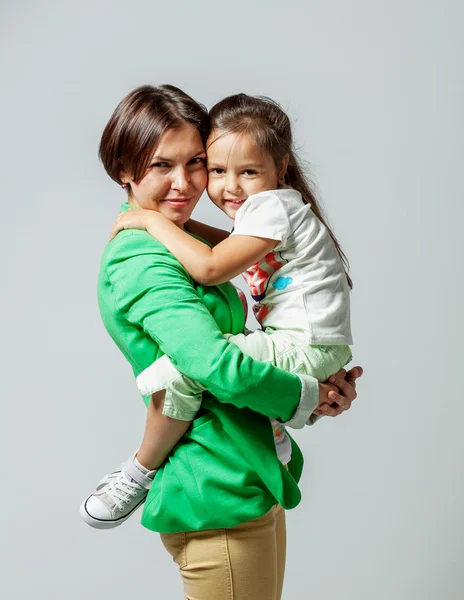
[224,174,241,195]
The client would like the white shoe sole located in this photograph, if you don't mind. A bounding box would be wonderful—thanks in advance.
[79,495,146,530]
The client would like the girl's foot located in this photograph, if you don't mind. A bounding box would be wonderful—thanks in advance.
[79,457,156,529]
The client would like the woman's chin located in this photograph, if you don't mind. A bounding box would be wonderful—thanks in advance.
[160,206,195,228]
[165,211,191,229]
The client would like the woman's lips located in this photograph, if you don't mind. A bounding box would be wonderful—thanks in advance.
[165,197,192,207]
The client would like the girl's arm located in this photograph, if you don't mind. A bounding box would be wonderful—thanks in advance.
[105,231,320,426]
[184,219,231,247]
[110,209,277,285]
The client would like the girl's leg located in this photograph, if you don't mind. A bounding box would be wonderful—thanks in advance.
[136,332,351,447]
[136,391,191,470]
[136,330,343,436]
[80,391,192,529]
[160,505,284,600]
[227,330,351,381]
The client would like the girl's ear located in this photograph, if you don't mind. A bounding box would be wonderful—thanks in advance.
[278,154,290,184]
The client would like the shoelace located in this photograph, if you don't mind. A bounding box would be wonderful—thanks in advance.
[104,472,145,512]
[96,470,120,490]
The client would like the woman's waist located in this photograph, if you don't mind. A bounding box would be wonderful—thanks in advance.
[141,405,303,533]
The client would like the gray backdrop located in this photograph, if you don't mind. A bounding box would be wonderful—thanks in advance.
[1,1,463,598]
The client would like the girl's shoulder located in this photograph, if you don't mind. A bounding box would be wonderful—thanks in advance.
[239,188,302,216]
[247,187,303,204]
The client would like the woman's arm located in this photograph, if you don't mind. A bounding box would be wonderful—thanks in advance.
[184,219,231,247]
[105,232,319,425]
[110,209,277,285]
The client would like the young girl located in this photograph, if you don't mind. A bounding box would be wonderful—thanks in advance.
[80,93,353,529]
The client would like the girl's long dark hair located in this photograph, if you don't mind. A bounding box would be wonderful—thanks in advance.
[209,94,352,288]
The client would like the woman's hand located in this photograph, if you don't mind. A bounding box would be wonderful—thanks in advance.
[314,366,363,418]
[109,209,159,240]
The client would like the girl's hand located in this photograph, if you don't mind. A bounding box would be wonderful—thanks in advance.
[314,366,363,418]
[109,209,158,240]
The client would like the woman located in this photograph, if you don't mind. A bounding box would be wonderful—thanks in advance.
[94,84,362,599]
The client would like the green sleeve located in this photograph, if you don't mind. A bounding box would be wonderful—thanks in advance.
[105,231,302,422]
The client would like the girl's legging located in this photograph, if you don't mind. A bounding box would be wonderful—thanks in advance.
[160,504,286,600]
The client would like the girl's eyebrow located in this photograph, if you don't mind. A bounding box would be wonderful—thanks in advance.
[206,162,264,169]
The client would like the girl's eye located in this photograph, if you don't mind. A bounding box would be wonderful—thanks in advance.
[210,168,225,175]
[243,169,257,176]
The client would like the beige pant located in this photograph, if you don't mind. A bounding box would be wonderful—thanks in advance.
[160,504,287,600]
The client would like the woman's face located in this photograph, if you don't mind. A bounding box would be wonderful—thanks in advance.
[121,123,207,229]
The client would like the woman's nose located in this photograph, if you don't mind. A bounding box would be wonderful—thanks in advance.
[172,166,190,192]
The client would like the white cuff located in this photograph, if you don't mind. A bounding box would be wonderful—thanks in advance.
[283,374,319,429]
[136,354,181,396]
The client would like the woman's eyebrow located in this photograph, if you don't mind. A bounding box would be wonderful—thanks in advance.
[151,156,171,162]
[151,150,206,162]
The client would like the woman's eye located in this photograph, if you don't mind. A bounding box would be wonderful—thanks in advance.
[151,162,169,169]
[188,157,206,167]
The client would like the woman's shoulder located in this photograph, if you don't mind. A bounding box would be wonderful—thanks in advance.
[100,229,189,281]
[103,229,174,260]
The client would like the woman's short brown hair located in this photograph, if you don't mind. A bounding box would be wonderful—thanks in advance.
[99,84,209,188]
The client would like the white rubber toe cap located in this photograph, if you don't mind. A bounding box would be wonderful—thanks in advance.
[84,496,112,520]
[80,496,120,529]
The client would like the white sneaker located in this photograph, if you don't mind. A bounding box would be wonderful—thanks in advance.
[80,457,156,529]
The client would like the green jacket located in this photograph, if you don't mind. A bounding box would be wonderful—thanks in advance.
[97,203,306,533]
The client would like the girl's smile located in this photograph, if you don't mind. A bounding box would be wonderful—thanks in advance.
[206,131,286,219]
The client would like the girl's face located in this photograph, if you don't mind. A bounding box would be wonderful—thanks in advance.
[121,123,207,229]
[206,131,286,219]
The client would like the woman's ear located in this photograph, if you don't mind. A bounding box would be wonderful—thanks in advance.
[278,154,290,184]
[119,170,132,192]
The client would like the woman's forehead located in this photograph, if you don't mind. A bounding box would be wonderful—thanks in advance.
[152,123,205,160]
